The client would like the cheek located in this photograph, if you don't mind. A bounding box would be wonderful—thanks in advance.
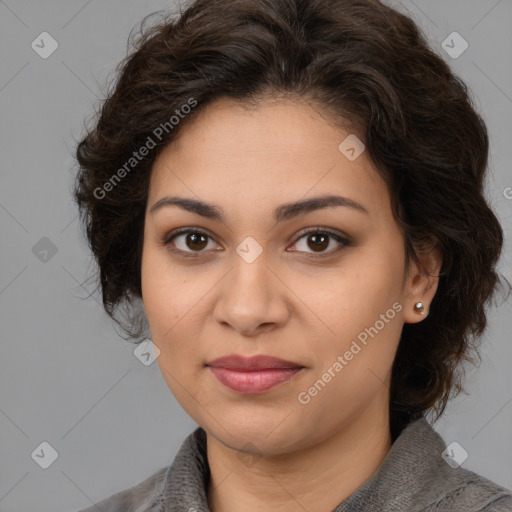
[141,244,205,372]
[141,244,187,332]
[303,250,404,384]
[307,254,402,334]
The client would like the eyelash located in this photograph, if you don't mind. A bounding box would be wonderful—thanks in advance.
[160,227,351,259]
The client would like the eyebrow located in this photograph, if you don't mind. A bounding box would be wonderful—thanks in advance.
[149,194,369,223]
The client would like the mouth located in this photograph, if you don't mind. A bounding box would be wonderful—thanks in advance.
[206,354,304,371]
[205,354,305,394]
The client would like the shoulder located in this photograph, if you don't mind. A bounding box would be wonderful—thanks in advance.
[73,466,168,512]
[72,426,208,512]
[367,417,512,512]
[481,495,512,511]
[418,464,512,512]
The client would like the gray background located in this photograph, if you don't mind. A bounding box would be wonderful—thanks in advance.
[0,1,511,511]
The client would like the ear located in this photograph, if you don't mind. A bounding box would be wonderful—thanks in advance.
[403,238,443,324]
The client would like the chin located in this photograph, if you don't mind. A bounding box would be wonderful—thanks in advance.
[204,414,307,455]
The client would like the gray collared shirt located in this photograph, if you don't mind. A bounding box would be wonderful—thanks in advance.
[76,416,512,511]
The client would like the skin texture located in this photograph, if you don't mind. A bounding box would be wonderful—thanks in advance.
[141,97,442,512]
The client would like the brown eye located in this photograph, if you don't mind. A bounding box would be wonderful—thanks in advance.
[162,227,350,259]
[184,232,209,251]
[306,233,329,252]
[291,229,350,256]
[164,229,217,255]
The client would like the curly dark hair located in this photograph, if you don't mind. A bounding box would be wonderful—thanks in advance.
[73,0,510,440]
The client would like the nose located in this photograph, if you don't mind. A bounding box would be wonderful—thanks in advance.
[212,248,290,337]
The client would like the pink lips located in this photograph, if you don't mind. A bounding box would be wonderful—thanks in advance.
[206,354,304,394]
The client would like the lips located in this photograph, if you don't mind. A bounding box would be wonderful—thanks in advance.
[206,354,303,371]
[206,354,305,394]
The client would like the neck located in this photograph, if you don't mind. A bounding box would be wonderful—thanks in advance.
[206,396,392,512]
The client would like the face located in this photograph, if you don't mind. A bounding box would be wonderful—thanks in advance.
[141,97,438,455]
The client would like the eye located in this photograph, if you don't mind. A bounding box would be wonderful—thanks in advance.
[161,227,351,258]
[162,228,220,257]
[289,228,350,257]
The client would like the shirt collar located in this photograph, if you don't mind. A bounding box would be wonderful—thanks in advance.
[161,416,463,511]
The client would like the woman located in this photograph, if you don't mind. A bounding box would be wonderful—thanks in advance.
[72,0,512,510]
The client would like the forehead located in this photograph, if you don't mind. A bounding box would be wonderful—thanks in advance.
[148,97,389,221]
[164,96,359,157]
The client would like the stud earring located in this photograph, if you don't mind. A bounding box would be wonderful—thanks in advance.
[413,302,425,314]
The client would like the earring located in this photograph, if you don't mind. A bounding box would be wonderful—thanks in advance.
[413,302,425,314]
